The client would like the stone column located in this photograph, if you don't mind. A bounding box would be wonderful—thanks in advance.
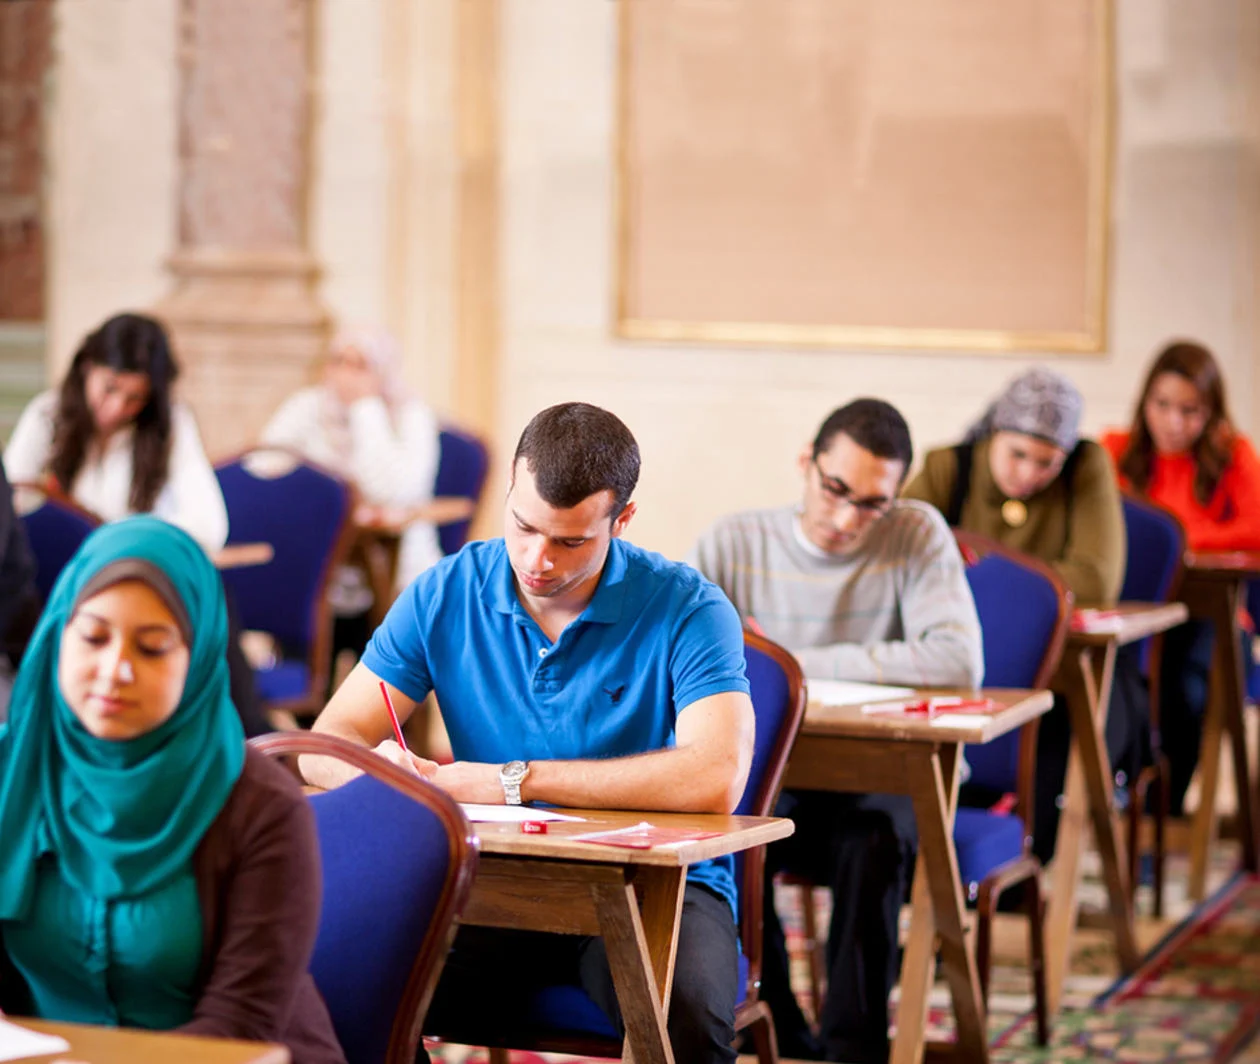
[0,0,51,323]
[155,0,328,456]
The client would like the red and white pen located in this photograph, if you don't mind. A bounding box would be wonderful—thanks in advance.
[379,680,408,750]
[861,696,995,716]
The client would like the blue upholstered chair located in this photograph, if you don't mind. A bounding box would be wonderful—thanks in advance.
[216,449,355,715]
[449,630,805,1064]
[13,483,100,601]
[1119,492,1186,917]
[434,427,490,557]
[250,732,479,1064]
[954,530,1071,1046]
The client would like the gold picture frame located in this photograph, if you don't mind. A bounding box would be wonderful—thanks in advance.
[613,0,1115,354]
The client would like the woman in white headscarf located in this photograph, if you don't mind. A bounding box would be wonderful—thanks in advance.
[261,327,444,596]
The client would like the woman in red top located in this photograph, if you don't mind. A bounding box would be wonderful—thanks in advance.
[1103,340,1260,813]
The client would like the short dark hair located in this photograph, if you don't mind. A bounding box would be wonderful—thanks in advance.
[513,402,641,514]
[812,398,913,471]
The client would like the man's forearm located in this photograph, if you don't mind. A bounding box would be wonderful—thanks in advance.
[525,742,746,814]
[300,719,377,790]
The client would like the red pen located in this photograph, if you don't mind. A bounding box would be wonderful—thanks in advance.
[379,681,408,750]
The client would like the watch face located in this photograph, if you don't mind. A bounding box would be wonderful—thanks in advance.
[502,760,527,782]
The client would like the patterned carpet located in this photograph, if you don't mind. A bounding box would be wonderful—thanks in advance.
[425,847,1260,1064]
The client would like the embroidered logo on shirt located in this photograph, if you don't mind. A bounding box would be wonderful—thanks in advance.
[604,683,626,705]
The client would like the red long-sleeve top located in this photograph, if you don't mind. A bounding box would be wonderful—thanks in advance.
[1102,430,1260,552]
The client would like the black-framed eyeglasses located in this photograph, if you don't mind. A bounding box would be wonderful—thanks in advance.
[812,457,893,518]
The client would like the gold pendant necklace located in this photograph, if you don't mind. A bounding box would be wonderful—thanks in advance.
[1001,498,1028,528]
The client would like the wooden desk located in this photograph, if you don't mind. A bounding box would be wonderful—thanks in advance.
[1045,601,1187,1013]
[354,498,477,626]
[11,1018,288,1063]
[212,542,274,570]
[1179,551,1260,900]
[460,808,792,1064]
[782,687,1053,1064]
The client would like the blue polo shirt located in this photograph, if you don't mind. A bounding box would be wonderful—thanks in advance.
[362,537,750,914]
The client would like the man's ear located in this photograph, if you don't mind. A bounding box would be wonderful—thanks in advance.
[797,446,814,478]
[611,501,637,538]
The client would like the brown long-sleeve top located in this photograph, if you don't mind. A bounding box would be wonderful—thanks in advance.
[902,437,1126,608]
[1,749,345,1064]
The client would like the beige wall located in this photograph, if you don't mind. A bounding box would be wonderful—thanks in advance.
[38,0,1259,551]
[311,0,460,415]
[495,0,1260,559]
[45,0,179,379]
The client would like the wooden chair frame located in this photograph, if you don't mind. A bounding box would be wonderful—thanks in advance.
[250,732,480,1064]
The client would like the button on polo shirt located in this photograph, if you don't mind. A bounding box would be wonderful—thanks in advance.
[363,537,751,914]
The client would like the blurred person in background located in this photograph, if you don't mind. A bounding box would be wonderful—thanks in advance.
[4,312,266,736]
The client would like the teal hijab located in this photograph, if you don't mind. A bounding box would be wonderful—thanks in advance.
[0,516,245,918]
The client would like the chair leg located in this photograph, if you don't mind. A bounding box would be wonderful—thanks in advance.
[976,857,1051,1047]
[1153,751,1170,919]
[1023,867,1050,1046]
[742,1002,781,1064]
[796,882,826,1024]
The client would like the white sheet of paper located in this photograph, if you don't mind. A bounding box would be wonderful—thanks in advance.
[0,1019,71,1061]
[459,804,586,823]
[807,679,916,707]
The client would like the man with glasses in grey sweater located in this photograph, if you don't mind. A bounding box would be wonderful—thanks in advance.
[689,398,983,1064]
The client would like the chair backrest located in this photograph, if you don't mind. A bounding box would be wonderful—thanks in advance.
[734,631,808,1001]
[434,427,490,556]
[1120,493,1185,604]
[12,483,101,601]
[955,530,1072,810]
[250,733,479,1064]
[215,449,354,669]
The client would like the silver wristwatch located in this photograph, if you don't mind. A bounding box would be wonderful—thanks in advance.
[499,760,530,805]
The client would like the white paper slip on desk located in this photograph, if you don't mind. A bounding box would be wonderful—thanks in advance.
[459,804,586,823]
[0,1018,71,1062]
[807,679,916,706]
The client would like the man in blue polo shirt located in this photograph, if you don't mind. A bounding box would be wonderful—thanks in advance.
[306,402,755,1063]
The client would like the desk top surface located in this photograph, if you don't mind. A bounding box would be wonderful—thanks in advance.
[11,1018,288,1064]
[212,542,274,570]
[1183,550,1260,579]
[470,808,793,866]
[800,686,1053,745]
[1068,600,1189,647]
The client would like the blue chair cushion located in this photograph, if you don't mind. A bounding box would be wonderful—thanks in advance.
[953,807,1026,893]
[253,660,310,703]
[525,950,750,1039]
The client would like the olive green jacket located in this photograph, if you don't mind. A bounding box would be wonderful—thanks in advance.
[902,437,1125,608]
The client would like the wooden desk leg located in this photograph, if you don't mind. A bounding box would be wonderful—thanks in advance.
[1045,644,1139,1015]
[592,866,685,1064]
[1074,644,1138,969]
[895,743,989,1064]
[1190,580,1258,899]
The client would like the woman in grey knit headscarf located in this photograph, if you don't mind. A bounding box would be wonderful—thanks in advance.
[960,367,1084,503]
[903,364,1128,870]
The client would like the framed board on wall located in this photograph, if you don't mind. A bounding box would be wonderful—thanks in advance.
[614,0,1113,353]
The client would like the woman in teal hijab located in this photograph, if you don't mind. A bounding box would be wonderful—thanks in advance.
[0,517,344,1063]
